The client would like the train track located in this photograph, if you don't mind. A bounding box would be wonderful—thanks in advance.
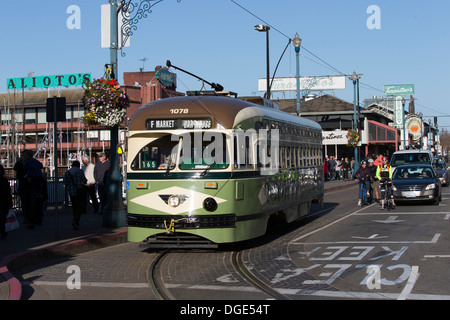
[148,249,175,300]
[149,248,291,300]
[231,251,291,300]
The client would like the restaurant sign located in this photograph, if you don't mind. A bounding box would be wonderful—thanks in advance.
[7,73,91,90]
[384,84,414,96]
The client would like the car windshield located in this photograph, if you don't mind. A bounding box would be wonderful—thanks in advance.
[393,167,436,180]
[391,153,431,166]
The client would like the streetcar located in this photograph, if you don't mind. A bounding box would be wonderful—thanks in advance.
[126,92,324,247]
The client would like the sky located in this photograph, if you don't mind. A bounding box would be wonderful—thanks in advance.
[1,0,450,129]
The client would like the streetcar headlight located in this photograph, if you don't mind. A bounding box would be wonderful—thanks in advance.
[168,195,181,207]
[203,197,218,212]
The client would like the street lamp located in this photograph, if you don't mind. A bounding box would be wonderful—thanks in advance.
[402,97,406,150]
[349,71,361,173]
[255,24,271,99]
[293,33,302,116]
[419,112,423,149]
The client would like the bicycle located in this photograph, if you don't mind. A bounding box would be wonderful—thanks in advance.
[359,179,372,207]
[379,180,394,211]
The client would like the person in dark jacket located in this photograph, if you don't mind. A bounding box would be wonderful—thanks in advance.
[64,161,87,230]
[94,152,110,214]
[21,149,44,229]
[0,164,13,240]
[367,158,379,202]
[355,160,371,206]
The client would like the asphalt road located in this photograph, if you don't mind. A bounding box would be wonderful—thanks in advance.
[13,184,450,300]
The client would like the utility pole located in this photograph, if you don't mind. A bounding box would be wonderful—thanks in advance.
[103,0,182,227]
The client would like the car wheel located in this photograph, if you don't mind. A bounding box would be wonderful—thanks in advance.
[433,197,440,205]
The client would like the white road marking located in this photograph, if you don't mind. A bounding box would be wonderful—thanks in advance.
[397,266,420,300]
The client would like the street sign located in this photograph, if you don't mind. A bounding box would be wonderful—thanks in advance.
[46,97,67,123]
[156,68,175,87]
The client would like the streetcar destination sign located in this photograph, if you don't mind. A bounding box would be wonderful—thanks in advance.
[146,118,212,130]
[7,73,91,90]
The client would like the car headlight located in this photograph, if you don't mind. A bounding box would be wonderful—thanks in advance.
[425,183,436,190]
[392,185,397,191]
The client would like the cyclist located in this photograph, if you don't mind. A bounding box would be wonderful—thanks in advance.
[355,160,371,206]
[376,156,396,210]
[367,159,379,202]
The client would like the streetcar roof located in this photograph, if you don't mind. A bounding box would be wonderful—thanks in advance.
[128,96,322,131]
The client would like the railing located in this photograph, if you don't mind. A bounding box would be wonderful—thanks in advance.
[8,177,68,211]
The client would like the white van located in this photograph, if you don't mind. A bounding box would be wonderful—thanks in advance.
[390,150,435,169]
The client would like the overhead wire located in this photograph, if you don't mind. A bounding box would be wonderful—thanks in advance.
[230,0,448,120]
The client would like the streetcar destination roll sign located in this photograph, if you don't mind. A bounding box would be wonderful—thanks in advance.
[146,118,212,130]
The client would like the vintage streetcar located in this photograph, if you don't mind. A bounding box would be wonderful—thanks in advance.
[126,93,323,247]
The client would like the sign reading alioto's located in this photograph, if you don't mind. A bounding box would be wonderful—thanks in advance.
[7,73,91,90]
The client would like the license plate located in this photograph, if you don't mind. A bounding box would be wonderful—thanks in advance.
[405,192,416,198]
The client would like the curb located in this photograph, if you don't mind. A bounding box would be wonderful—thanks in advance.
[0,229,127,300]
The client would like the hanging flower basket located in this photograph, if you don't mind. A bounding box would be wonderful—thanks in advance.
[346,129,360,148]
[82,78,130,127]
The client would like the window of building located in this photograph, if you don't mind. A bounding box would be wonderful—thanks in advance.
[25,108,36,124]
[37,108,46,124]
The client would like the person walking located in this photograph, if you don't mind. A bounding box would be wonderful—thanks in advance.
[64,160,87,230]
[21,149,44,229]
[94,152,110,214]
[82,156,99,213]
[342,157,351,181]
[328,156,336,181]
[0,164,12,240]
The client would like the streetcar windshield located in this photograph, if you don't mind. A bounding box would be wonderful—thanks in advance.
[130,134,179,171]
[130,132,229,171]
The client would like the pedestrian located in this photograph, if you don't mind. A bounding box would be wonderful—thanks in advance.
[328,156,336,181]
[63,160,87,230]
[82,156,99,213]
[21,149,44,229]
[0,164,12,240]
[324,157,329,181]
[335,158,341,180]
[94,152,110,214]
[342,157,351,180]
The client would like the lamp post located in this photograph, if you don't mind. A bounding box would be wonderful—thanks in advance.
[293,33,302,116]
[419,112,423,149]
[104,0,181,227]
[255,24,270,99]
[402,97,406,150]
[349,71,361,173]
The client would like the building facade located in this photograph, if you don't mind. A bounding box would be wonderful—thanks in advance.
[0,67,183,177]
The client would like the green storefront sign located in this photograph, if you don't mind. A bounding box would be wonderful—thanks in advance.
[384,84,415,96]
[7,73,91,90]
